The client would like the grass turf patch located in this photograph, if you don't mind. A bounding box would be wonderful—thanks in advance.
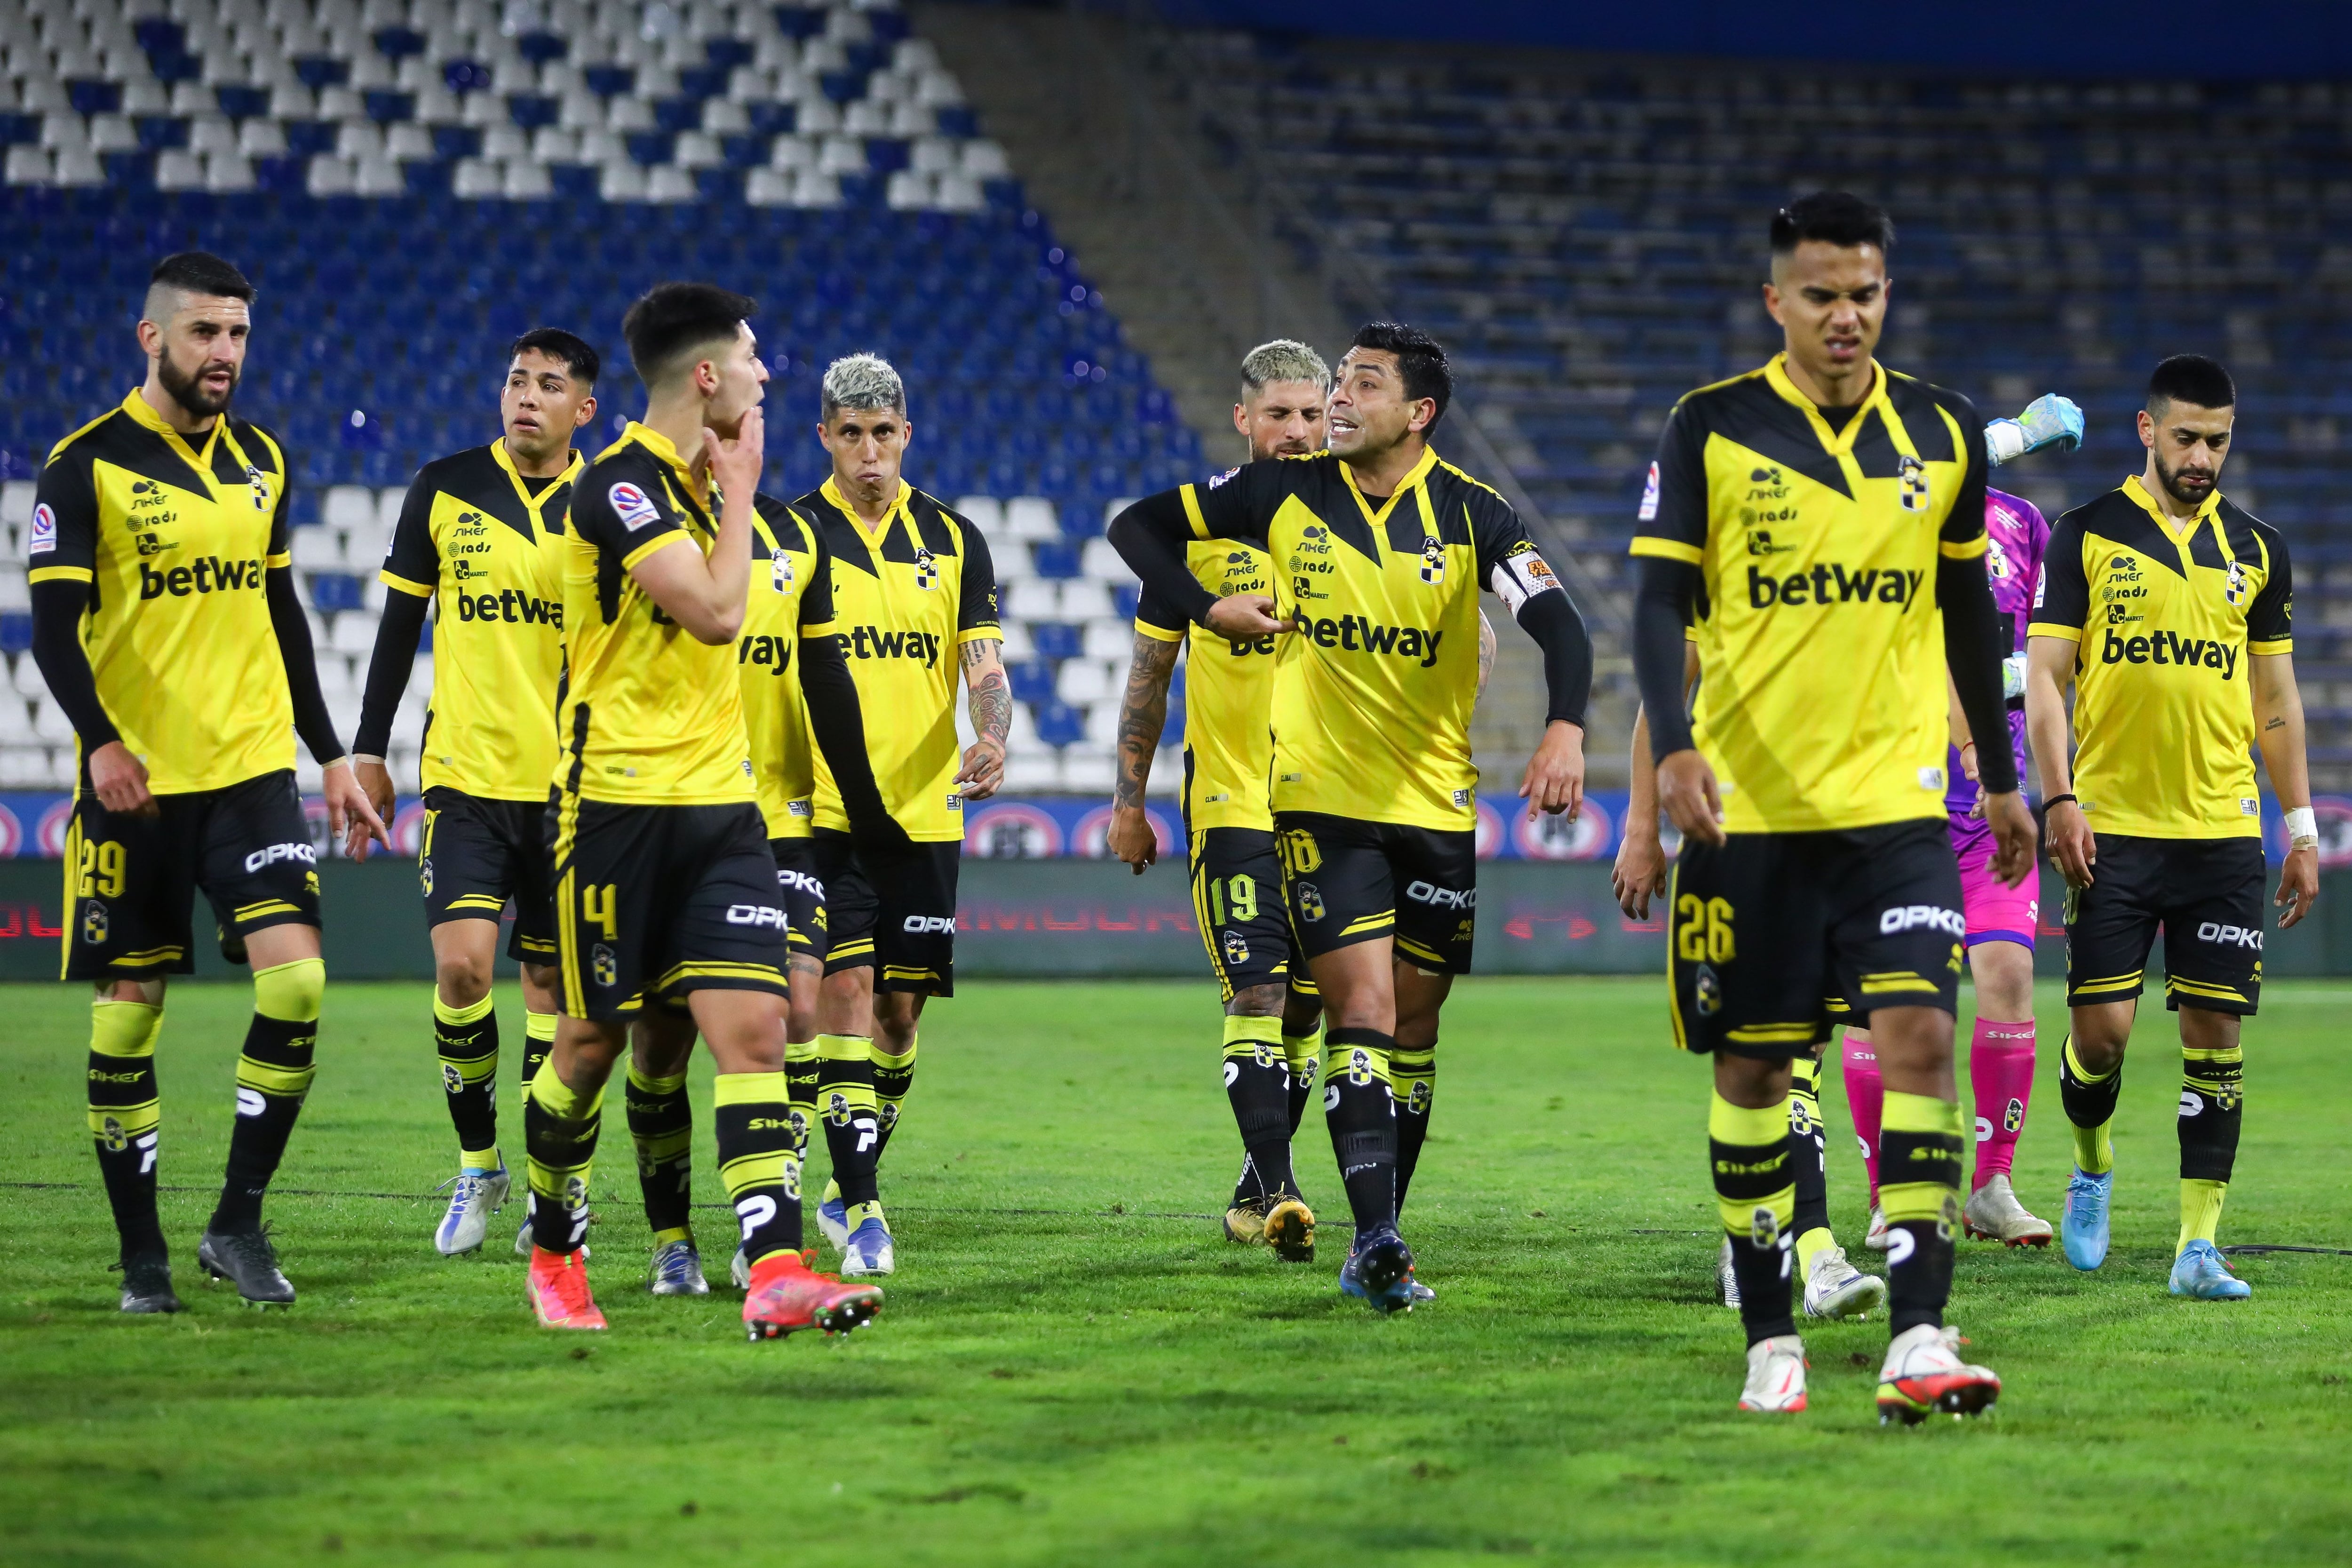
[2,977,2349,1565]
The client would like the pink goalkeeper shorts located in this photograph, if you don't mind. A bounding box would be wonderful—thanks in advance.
[1954,819,2037,949]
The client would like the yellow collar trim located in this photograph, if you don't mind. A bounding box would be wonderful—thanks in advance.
[820,475,914,541]
[2121,473,2222,546]
[1339,443,1440,531]
[121,386,225,486]
[492,437,583,524]
[1763,354,1888,458]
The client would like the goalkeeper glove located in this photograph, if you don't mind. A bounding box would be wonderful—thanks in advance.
[1985,393,2084,466]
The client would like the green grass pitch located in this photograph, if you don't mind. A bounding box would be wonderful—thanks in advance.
[3,975,2350,1566]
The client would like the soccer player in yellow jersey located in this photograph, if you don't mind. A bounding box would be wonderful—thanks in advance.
[793,353,1007,1280]
[522,283,878,1340]
[1630,194,2034,1419]
[343,328,596,1260]
[1111,322,1592,1313]
[2025,354,2316,1301]
[33,252,386,1312]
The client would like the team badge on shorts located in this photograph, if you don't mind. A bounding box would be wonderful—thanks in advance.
[591,942,617,988]
[1223,929,1250,966]
[1295,883,1326,923]
[82,901,108,946]
[1694,962,1722,1017]
[420,857,435,898]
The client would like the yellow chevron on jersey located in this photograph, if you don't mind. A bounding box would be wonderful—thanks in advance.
[1135,540,1278,833]
[1630,355,1987,835]
[380,439,576,801]
[555,421,753,806]
[2028,477,2291,839]
[742,496,837,839]
[803,478,999,842]
[30,390,297,792]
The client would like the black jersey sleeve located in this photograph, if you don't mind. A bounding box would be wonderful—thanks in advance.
[1109,463,1285,629]
[352,591,427,759]
[250,424,295,565]
[1629,397,1709,565]
[955,513,1000,637]
[1467,487,1590,728]
[26,435,99,583]
[786,505,839,632]
[380,464,441,598]
[2027,512,2090,641]
[2249,530,2294,653]
[1133,576,1191,640]
[27,437,115,747]
[572,458,686,569]
[1937,390,1990,556]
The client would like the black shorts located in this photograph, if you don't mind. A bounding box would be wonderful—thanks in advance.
[1274,811,1477,976]
[2063,834,2266,1015]
[1668,818,1965,1059]
[770,836,827,963]
[420,786,557,966]
[550,797,788,1020]
[810,828,959,996]
[62,769,319,981]
[1188,825,1318,1001]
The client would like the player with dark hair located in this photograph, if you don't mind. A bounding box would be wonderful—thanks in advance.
[36,251,386,1312]
[1630,192,2031,1419]
[347,327,601,1261]
[521,282,877,1339]
[2026,354,2315,1300]
[1111,320,1593,1313]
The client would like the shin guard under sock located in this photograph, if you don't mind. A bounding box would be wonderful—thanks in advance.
[1841,1031,1884,1204]
[1224,1014,1294,1206]
[211,958,324,1233]
[1879,1091,1964,1336]
[2178,1041,2243,1253]
[433,990,500,1168]
[1788,1053,1833,1279]
[872,1035,917,1162]
[524,1059,604,1254]
[1970,1018,2036,1189]
[2059,1034,2120,1175]
[1281,1016,1323,1138]
[816,1033,880,1208]
[1322,1027,1397,1236]
[1710,1091,1796,1345]
[87,998,166,1258]
[625,1063,694,1239]
[714,1071,801,1266]
[784,1036,819,1164]
[1389,1043,1435,1216]
[520,1011,556,1109]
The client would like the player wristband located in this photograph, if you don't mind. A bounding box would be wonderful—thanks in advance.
[351,753,385,767]
[2284,805,2318,847]
[2042,793,2077,809]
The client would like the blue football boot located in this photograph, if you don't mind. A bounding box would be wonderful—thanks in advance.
[1338,1226,1416,1313]
[2060,1167,2112,1272]
[648,1235,710,1297]
[2169,1240,2251,1300]
[815,1179,851,1255]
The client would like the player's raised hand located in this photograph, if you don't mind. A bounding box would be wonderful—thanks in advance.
[1655,749,1725,848]
[1984,789,2039,888]
[326,757,390,862]
[1520,718,1584,822]
[88,739,157,819]
[1611,827,1669,920]
[1106,803,1157,874]
[2275,843,2319,929]
[1203,593,1291,639]
[702,405,764,494]
[2044,796,2096,888]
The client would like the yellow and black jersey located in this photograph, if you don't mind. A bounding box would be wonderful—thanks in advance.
[1135,541,1278,834]
[555,421,753,807]
[1175,445,1563,831]
[31,389,297,793]
[2028,476,2291,839]
[379,440,577,801]
[1630,354,1988,835]
[742,493,838,840]
[803,478,998,842]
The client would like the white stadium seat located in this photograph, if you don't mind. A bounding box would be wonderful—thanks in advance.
[1080,539,1131,582]
[1057,580,1115,621]
[1054,658,1113,706]
[291,528,345,571]
[953,496,1004,536]
[325,486,378,531]
[1081,619,1134,661]
[1004,497,1060,543]
[1002,579,1062,622]
[0,482,35,527]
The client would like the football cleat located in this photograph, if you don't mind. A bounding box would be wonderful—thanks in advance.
[743,1250,882,1341]
[1803,1245,1887,1321]
[2060,1167,2113,1272]
[118,1252,182,1314]
[815,1185,851,1254]
[526,1246,606,1329]
[1222,1195,1271,1246]
[1877,1324,2000,1425]
[1407,1279,1436,1305]
[1262,1195,1316,1262]
[2169,1239,2251,1300]
[197,1226,294,1308]
[1863,1204,1891,1251]
[648,1236,710,1297]
[1337,1226,1416,1313]
[433,1164,511,1256]
[1738,1334,1808,1412]
[840,1214,895,1278]
[1964,1174,2053,1247]
[1716,1237,1741,1310]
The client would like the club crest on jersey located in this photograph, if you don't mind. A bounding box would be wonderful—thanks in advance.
[772,551,794,593]
[245,462,272,511]
[912,546,938,589]
[1897,454,1929,512]
[609,482,660,531]
[1418,538,1446,586]
[2224,561,2248,606]
[28,502,56,555]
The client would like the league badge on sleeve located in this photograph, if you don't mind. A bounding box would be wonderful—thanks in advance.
[1638,461,1660,522]
[610,482,661,531]
[28,502,56,555]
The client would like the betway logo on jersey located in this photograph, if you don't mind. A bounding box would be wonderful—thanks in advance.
[1297,613,1445,667]
[454,589,562,627]
[139,556,265,599]
[839,626,943,668]
[2100,628,2239,679]
[1747,564,1924,610]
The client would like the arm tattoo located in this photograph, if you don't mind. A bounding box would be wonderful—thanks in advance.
[1115,634,1181,809]
[2265,716,2287,731]
[962,639,1011,748]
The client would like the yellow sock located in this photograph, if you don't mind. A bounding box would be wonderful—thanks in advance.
[2063,1036,2116,1176]
[2178,1179,2228,1255]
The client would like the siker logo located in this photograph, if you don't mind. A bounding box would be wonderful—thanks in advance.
[1296,613,1444,667]
[1405,879,1475,910]
[609,481,660,530]
[1879,903,1965,938]
[244,841,317,875]
[724,904,789,929]
[903,915,955,934]
[1748,563,1922,610]
[455,588,561,627]
[840,625,942,668]
[140,557,264,599]
[2196,921,2262,950]
[2100,628,2238,679]
[29,502,56,554]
